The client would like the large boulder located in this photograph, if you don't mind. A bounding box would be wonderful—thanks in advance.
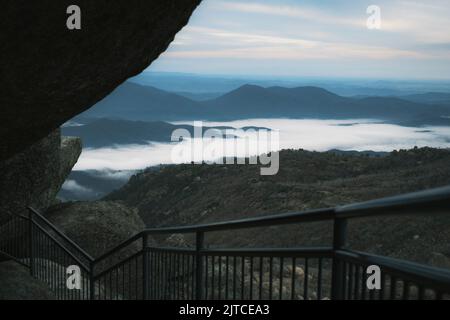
[0,0,201,161]
[45,201,150,298]
[45,201,147,259]
[0,130,82,218]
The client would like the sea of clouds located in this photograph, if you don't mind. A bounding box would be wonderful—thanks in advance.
[73,119,450,171]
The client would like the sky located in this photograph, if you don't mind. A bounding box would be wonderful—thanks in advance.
[146,0,450,79]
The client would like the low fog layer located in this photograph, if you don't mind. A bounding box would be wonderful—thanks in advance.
[73,119,450,171]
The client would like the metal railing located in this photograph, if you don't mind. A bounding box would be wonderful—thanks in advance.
[0,208,94,299]
[1,186,450,300]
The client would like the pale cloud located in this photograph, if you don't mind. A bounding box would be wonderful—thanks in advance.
[162,27,426,61]
[164,45,423,60]
[219,0,450,45]
[219,1,364,28]
[197,27,317,47]
[62,180,93,195]
[74,119,450,171]
[148,0,450,79]
[377,0,450,44]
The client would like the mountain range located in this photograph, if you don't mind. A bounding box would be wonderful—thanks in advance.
[79,82,450,126]
[401,92,450,105]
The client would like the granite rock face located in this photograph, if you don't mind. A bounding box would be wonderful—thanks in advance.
[0,130,82,217]
[0,0,201,161]
[44,201,154,299]
[60,136,83,180]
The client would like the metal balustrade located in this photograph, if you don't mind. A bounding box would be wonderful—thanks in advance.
[1,186,450,300]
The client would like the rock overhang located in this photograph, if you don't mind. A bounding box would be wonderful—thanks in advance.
[0,0,202,161]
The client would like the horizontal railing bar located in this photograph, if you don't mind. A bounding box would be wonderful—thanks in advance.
[336,249,450,292]
[146,246,333,257]
[93,232,144,264]
[336,185,450,218]
[148,247,195,254]
[28,207,94,262]
[199,247,334,258]
[144,208,335,235]
[138,186,450,237]
[32,222,90,272]
[93,250,143,280]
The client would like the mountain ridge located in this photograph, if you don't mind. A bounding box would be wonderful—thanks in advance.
[79,81,450,126]
[62,118,269,148]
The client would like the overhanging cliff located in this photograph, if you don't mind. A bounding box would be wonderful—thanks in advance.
[0,0,201,161]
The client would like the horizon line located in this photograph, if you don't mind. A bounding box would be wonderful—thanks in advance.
[137,70,450,83]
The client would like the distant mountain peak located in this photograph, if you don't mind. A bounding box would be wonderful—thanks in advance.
[81,80,450,126]
[231,84,267,93]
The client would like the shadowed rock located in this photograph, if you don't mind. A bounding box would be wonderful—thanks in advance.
[0,0,201,161]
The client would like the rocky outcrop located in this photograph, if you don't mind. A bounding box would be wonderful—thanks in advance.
[0,0,201,161]
[60,136,83,180]
[0,261,55,300]
[0,130,82,218]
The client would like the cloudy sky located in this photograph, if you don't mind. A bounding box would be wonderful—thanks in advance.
[147,0,450,79]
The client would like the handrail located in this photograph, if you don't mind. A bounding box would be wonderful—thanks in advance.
[93,251,144,280]
[93,185,450,265]
[94,231,144,264]
[141,185,450,235]
[28,207,94,262]
[337,185,450,217]
[143,208,335,235]
[198,247,334,257]
[31,222,91,272]
[1,185,448,300]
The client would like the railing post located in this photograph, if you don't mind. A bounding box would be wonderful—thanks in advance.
[331,217,347,300]
[195,231,204,300]
[28,209,35,276]
[143,233,149,300]
[89,262,95,300]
